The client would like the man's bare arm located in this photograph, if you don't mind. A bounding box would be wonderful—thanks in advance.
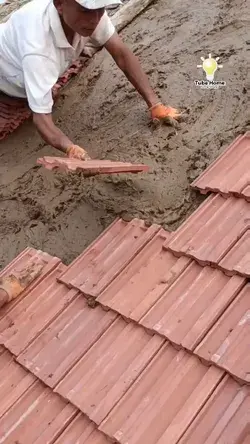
[33,113,72,153]
[105,33,159,108]
[105,33,181,125]
[33,113,90,159]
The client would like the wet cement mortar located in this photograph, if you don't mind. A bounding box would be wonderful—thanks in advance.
[0,0,250,268]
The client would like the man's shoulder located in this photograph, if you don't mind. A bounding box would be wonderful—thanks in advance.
[14,0,51,20]
[10,0,55,56]
[90,11,115,46]
[10,0,52,38]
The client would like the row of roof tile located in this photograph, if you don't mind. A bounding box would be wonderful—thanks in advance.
[1,342,249,444]
[56,216,250,384]
[0,215,249,385]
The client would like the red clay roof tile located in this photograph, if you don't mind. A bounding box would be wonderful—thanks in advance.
[37,157,150,174]
[97,229,190,321]
[179,375,250,444]
[17,296,117,388]
[195,284,250,383]
[59,218,161,298]
[219,230,250,277]
[0,348,110,444]
[166,194,250,273]
[140,262,245,350]
[192,132,250,201]
[0,346,36,418]
[0,263,79,356]
[55,318,164,424]
[54,414,95,443]
[54,414,110,444]
[0,247,61,328]
[100,343,224,444]
[0,379,77,444]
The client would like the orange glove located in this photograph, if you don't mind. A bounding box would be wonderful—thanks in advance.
[66,145,91,161]
[150,103,182,126]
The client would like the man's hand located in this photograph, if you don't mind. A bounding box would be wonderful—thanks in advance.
[150,103,182,127]
[66,145,91,160]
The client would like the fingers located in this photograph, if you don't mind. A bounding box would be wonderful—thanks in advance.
[162,116,181,128]
[66,145,91,161]
[83,153,91,161]
[152,115,180,129]
[164,107,182,119]
[168,110,187,121]
[150,104,184,128]
[151,103,187,128]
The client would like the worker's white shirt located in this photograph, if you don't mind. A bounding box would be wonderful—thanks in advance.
[0,0,115,113]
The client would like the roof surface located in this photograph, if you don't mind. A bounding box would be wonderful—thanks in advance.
[0,132,249,443]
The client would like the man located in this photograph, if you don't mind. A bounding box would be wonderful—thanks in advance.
[0,0,181,160]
